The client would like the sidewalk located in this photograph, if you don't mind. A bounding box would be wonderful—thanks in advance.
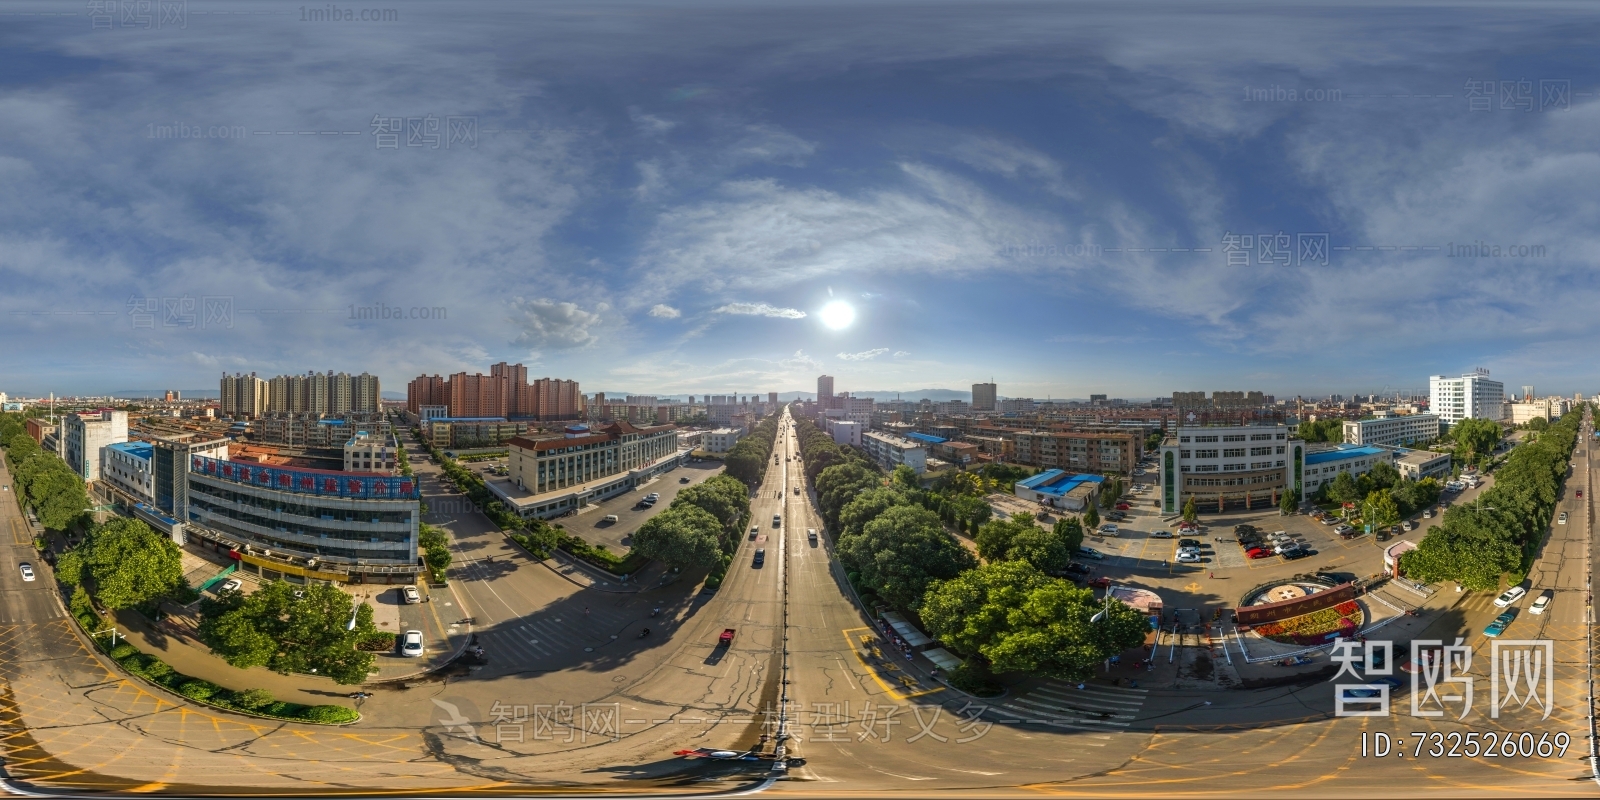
[539,547,674,593]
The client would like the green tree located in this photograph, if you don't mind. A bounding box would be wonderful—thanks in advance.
[197,581,376,683]
[1525,416,1549,432]
[1451,418,1502,465]
[1005,526,1073,574]
[1363,489,1400,530]
[975,514,1035,563]
[922,562,1147,681]
[1367,461,1400,490]
[837,505,976,612]
[1279,488,1299,516]
[632,505,723,570]
[891,464,921,491]
[1326,471,1361,506]
[80,517,186,610]
[838,487,911,540]
[1082,504,1100,531]
[1052,516,1085,553]
[1180,497,1196,524]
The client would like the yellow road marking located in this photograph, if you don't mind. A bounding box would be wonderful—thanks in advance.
[842,627,943,700]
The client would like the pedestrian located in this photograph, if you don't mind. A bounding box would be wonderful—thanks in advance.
[1077,682,1085,690]
[1209,571,1213,579]
[584,606,589,616]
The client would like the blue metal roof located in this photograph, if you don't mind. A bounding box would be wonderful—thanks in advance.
[1016,469,1107,497]
[905,432,947,444]
[1305,445,1390,465]
[107,441,153,460]
[432,417,510,423]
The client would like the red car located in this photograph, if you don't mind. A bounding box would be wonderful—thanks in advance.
[1115,502,1132,510]
[1246,548,1271,559]
[1578,490,1583,498]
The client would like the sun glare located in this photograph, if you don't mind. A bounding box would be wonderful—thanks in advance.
[819,301,856,330]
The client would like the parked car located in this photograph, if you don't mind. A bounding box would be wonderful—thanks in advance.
[602,514,619,523]
[401,630,424,657]
[1076,547,1105,560]
[402,585,422,604]
[1114,502,1132,511]
[1149,529,1172,539]
[220,577,243,593]
[1493,586,1527,607]
[1529,592,1552,615]
[1282,548,1312,561]
[1177,538,1201,548]
[1098,524,1119,536]
[680,476,691,483]
[1064,562,1093,575]
[1422,509,1433,518]
[1246,547,1272,559]
[1176,551,1202,563]
[1321,517,1340,525]
[1483,611,1515,638]
[1402,520,1415,531]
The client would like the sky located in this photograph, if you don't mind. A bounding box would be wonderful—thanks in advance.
[2,0,1599,400]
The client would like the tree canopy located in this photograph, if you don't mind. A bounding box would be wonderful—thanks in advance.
[198,581,379,684]
[632,504,724,571]
[837,504,975,612]
[58,517,186,610]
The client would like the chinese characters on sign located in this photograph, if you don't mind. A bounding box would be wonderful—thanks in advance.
[127,295,233,329]
[1220,231,1329,268]
[1463,79,1570,112]
[88,0,187,30]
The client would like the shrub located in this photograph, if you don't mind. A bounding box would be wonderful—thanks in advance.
[949,655,1003,697]
[265,701,300,717]
[177,680,219,701]
[299,704,359,724]
[358,632,397,652]
[142,658,175,681]
[233,688,275,710]
[110,643,139,660]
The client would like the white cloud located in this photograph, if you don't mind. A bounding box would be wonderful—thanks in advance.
[837,348,890,361]
[648,303,681,319]
[781,350,822,372]
[715,302,808,319]
[894,350,911,357]
[628,107,677,135]
[507,297,604,350]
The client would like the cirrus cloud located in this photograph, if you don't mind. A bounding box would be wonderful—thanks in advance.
[648,303,681,319]
[837,348,890,361]
[715,302,808,319]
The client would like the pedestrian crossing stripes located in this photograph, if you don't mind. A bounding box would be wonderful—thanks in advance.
[474,608,639,662]
[984,681,1149,741]
[0,606,66,625]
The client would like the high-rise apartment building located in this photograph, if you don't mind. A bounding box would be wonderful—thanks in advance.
[1429,373,1505,427]
[220,373,269,418]
[768,391,779,406]
[240,371,379,417]
[817,375,834,403]
[408,365,580,421]
[972,382,997,412]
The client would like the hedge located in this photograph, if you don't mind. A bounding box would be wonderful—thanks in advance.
[99,643,359,724]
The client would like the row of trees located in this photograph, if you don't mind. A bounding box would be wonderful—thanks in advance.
[723,414,782,486]
[1316,460,1443,521]
[0,413,93,532]
[631,473,752,583]
[1445,417,1503,467]
[55,517,190,610]
[1400,408,1583,590]
[1297,419,1345,443]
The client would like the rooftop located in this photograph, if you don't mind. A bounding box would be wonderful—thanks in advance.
[904,432,948,444]
[1015,469,1107,497]
[107,441,153,459]
[1304,444,1391,466]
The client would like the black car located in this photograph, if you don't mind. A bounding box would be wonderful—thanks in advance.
[1282,548,1314,561]
[1234,524,1258,534]
[1178,538,1202,548]
[1064,562,1093,575]
[753,548,766,566]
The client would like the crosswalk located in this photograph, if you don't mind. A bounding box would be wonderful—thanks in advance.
[0,604,65,625]
[983,681,1149,743]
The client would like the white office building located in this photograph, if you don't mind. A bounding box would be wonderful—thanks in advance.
[63,410,129,483]
[1157,423,1302,514]
[826,419,862,447]
[703,428,746,453]
[862,431,928,474]
[1342,412,1441,447]
[343,431,397,474]
[1429,373,1504,427]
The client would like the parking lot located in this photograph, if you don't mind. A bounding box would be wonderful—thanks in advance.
[568,459,727,551]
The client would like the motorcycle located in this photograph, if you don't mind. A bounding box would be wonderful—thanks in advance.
[1278,655,1313,667]
[651,606,661,617]
[639,628,651,638]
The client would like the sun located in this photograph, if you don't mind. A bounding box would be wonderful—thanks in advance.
[819,301,856,330]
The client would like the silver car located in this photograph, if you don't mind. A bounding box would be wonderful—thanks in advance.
[401,630,425,657]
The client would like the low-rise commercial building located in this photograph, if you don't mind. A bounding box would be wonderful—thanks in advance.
[1395,448,1452,482]
[344,431,397,474]
[184,454,421,583]
[25,418,54,447]
[862,431,928,474]
[1014,470,1104,511]
[489,422,683,519]
[702,428,746,453]
[102,441,154,503]
[1157,423,1302,514]
[258,412,390,448]
[1342,412,1441,447]
[1303,445,1397,495]
[826,419,862,448]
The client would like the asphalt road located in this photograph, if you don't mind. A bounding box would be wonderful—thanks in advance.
[0,411,1594,796]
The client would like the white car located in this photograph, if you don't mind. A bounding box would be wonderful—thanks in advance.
[220,577,243,593]
[1529,592,1552,615]
[1076,547,1105,560]
[602,514,619,523]
[402,585,422,604]
[1493,586,1527,608]
[401,630,425,657]
[19,563,35,582]
[1176,551,1202,563]
[1558,512,1567,525]
[1098,524,1118,536]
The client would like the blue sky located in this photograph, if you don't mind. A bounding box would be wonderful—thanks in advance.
[2,0,1598,399]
